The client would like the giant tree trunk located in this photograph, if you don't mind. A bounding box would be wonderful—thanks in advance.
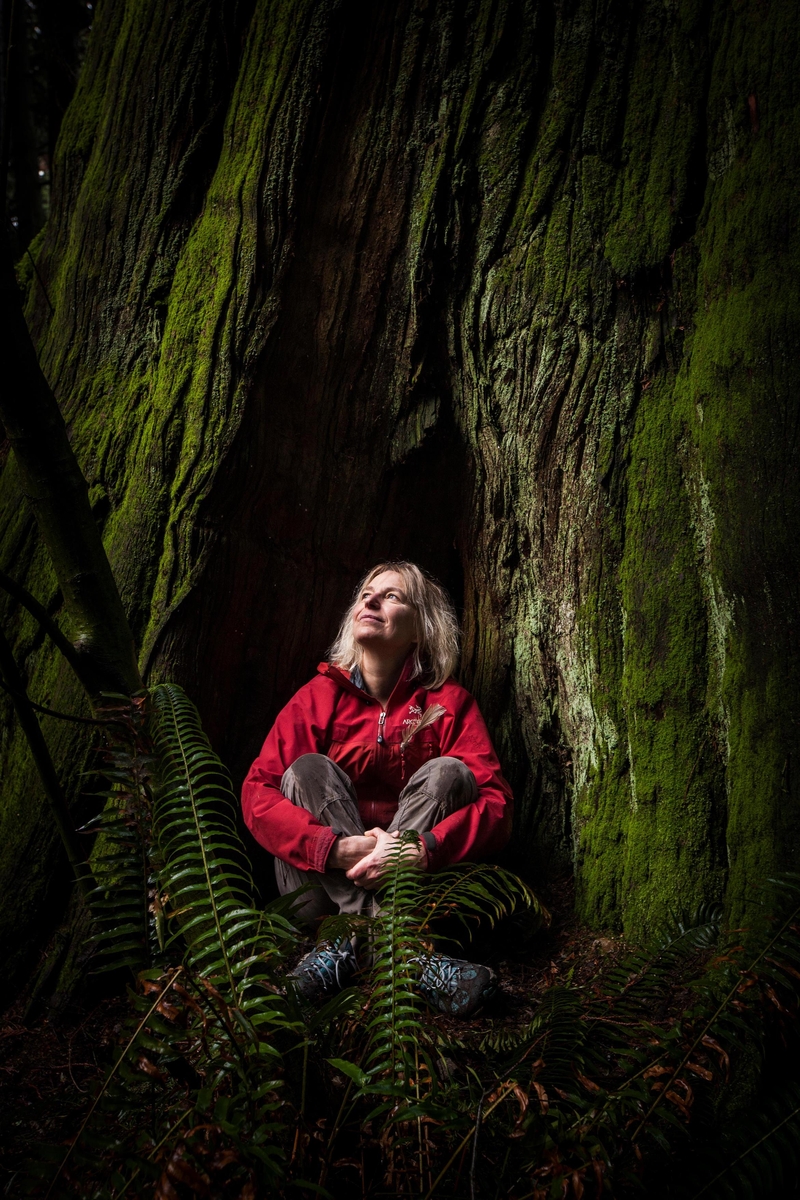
[2,0,798,999]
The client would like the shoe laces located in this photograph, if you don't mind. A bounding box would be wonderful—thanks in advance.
[416,953,473,996]
[303,940,356,989]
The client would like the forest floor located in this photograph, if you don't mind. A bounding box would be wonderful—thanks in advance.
[0,875,621,1196]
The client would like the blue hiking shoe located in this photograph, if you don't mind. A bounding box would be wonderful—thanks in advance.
[416,953,498,1017]
[289,939,358,1002]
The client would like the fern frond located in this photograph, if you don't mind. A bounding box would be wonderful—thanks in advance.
[149,683,299,1007]
[480,985,586,1073]
[421,862,545,938]
[597,904,723,1023]
[83,697,159,974]
[365,833,431,1088]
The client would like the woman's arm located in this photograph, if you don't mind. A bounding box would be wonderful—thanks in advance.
[241,680,342,873]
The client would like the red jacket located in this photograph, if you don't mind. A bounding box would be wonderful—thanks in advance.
[241,659,513,874]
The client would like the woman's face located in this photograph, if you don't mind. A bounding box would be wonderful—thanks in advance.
[352,570,417,657]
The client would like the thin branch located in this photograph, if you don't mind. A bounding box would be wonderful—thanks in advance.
[112,1107,193,1198]
[470,1088,488,1200]
[691,1102,800,1199]
[0,623,94,896]
[0,674,110,725]
[0,567,84,677]
[22,236,54,313]
[423,1082,518,1200]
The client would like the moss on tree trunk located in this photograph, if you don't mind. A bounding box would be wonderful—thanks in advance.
[1,0,798,998]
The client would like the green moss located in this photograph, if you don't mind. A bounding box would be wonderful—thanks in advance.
[559,0,799,933]
[673,0,800,920]
[620,377,726,929]
[604,0,709,277]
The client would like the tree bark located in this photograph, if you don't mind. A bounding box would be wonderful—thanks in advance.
[1,235,141,699]
[1,0,798,998]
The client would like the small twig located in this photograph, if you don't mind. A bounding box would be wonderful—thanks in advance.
[423,1081,518,1200]
[112,1107,193,1199]
[23,240,54,313]
[291,1037,311,1169]
[67,1040,87,1094]
[416,1042,425,1195]
[0,675,111,725]
[45,967,184,1197]
[27,1061,95,1073]
[319,1073,355,1187]
[5,215,56,313]
[691,1102,800,1199]
[470,1088,488,1200]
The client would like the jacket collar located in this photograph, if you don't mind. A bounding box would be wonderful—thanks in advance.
[317,652,419,703]
[317,661,367,699]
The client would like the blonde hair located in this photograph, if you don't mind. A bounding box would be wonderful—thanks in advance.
[328,562,459,690]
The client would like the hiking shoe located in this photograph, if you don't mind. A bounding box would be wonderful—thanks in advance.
[415,953,498,1017]
[289,939,358,1002]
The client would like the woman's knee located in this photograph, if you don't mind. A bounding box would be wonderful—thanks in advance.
[428,755,474,782]
[410,755,477,798]
[280,754,357,817]
[282,752,333,791]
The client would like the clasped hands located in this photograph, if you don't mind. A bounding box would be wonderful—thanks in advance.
[327,827,427,889]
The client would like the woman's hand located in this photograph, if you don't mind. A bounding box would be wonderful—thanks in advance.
[346,827,428,890]
[327,834,377,870]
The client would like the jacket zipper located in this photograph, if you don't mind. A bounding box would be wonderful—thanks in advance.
[379,709,408,781]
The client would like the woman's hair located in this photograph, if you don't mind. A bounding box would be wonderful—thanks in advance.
[328,561,460,690]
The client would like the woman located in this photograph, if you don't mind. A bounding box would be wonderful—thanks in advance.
[241,562,513,1016]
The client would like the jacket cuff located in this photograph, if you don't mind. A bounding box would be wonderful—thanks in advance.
[421,830,438,870]
[313,826,338,873]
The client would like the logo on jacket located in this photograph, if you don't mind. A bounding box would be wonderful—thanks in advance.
[403,704,423,728]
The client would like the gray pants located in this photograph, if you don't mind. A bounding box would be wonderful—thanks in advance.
[275,753,477,924]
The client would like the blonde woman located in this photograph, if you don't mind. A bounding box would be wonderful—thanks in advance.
[242,562,513,1016]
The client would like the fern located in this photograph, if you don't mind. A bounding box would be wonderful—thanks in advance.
[82,695,160,974]
[41,685,311,1198]
[362,832,431,1095]
[320,840,544,1104]
[599,903,724,1023]
[149,683,297,1007]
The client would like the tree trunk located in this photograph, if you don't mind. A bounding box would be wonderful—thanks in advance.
[2,0,798,998]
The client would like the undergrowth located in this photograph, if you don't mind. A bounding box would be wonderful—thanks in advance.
[19,686,800,1199]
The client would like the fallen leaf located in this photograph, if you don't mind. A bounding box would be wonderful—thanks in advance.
[702,1035,730,1079]
[643,1065,672,1079]
[665,1090,692,1119]
[137,1056,167,1083]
